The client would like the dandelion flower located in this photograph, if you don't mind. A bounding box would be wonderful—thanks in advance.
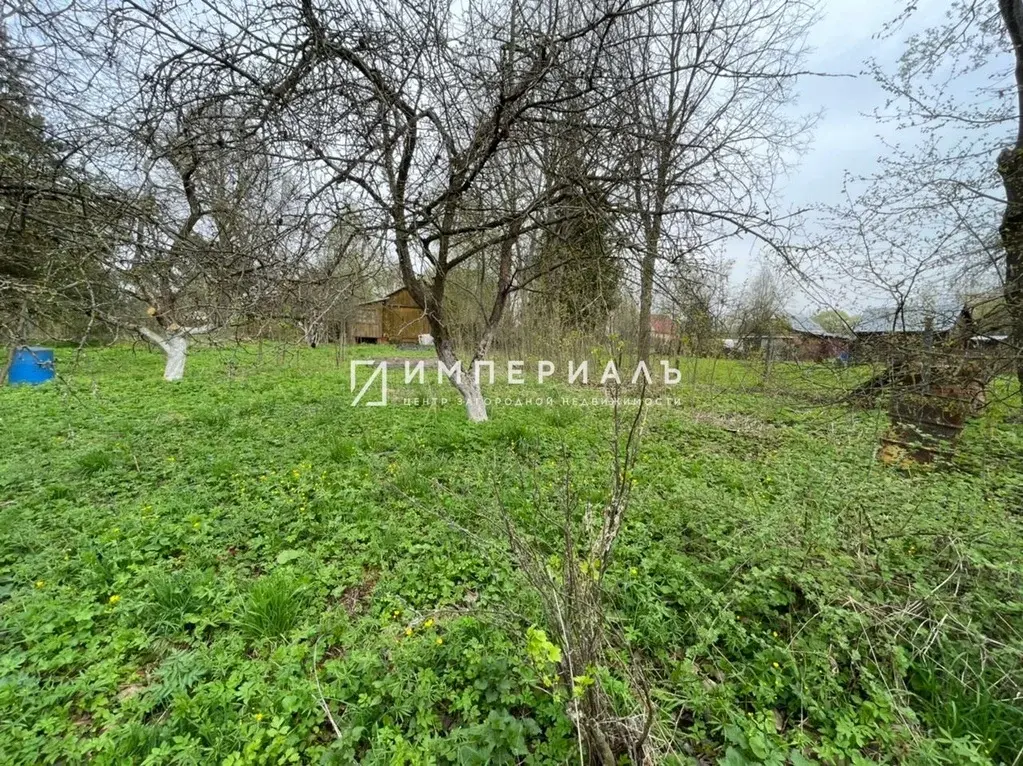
[405,627,413,637]
[424,618,434,628]
[435,638,443,646]
[254,713,264,722]
[109,594,121,605]
[34,580,45,589]
[772,661,780,669]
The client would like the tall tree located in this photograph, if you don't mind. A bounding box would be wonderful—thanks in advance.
[623,0,815,362]
[998,0,1023,395]
[0,27,121,376]
[850,1,1023,395]
[537,189,621,333]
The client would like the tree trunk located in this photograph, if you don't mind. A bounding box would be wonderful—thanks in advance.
[137,326,192,381]
[1,299,28,386]
[637,241,655,364]
[458,376,487,422]
[436,336,488,422]
[998,0,1023,401]
[0,346,15,387]
[999,147,1023,397]
[163,335,189,381]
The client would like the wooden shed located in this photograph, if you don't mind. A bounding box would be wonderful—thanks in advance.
[349,287,431,344]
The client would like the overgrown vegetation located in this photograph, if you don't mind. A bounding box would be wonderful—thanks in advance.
[1,346,1022,763]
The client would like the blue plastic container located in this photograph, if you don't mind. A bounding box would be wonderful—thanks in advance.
[8,346,55,385]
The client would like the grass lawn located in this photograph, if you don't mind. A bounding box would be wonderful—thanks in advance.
[2,345,1022,764]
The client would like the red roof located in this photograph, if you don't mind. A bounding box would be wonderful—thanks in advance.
[650,314,675,335]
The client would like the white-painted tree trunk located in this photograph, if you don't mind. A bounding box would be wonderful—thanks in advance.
[460,378,487,422]
[436,338,489,421]
[162,335,189,381]
[137,326,210,382]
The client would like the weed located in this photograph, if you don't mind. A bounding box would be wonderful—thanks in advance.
[75,448,115,475]
[239,572,304,641]
[146,569,213,632]
[0,346,1020,764]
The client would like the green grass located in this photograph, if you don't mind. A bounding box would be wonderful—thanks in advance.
[1,344,1022,763]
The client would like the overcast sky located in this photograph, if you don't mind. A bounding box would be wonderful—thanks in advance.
[727,0,964,309]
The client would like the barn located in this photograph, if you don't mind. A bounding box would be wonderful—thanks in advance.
[348,287,431,344]
[851,304,973,362]
[787,314,851,362]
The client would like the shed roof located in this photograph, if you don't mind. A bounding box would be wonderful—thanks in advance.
[853,303,966,334]
[358,287,416,307]
[786,313,849,339]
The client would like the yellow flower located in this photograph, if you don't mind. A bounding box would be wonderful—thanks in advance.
[254,712,264,722]
[772,661,780,669]
[392,609,402,618]
[629,567,639,577]
[34,580,45,589]
[405,627,413,636]
[423,619,434,629]
[435,638,443,646]
[192,521,201,529]
[109,594,121,605]
[772,631,779,638]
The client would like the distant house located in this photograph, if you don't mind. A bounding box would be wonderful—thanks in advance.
[852,303,971,337]
[650,313,678,350]
[850,303,974,361]
[737,314,850,362]
[786,314,851,361]
[348,287,431,344]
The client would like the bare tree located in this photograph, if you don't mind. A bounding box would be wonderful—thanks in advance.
[11,0,819,416]
[853,1,1022,394]
[622,0,816,362]
[106,0,650,418]
[0,27,125,375]
[106,104,300,380]
[734,262,790,340]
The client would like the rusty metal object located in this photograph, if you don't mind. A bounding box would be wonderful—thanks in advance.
[879,375,984,465]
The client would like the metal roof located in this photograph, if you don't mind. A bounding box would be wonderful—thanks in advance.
[852,304,965,334]
[357,287,413,306]
[786,314,850,339]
